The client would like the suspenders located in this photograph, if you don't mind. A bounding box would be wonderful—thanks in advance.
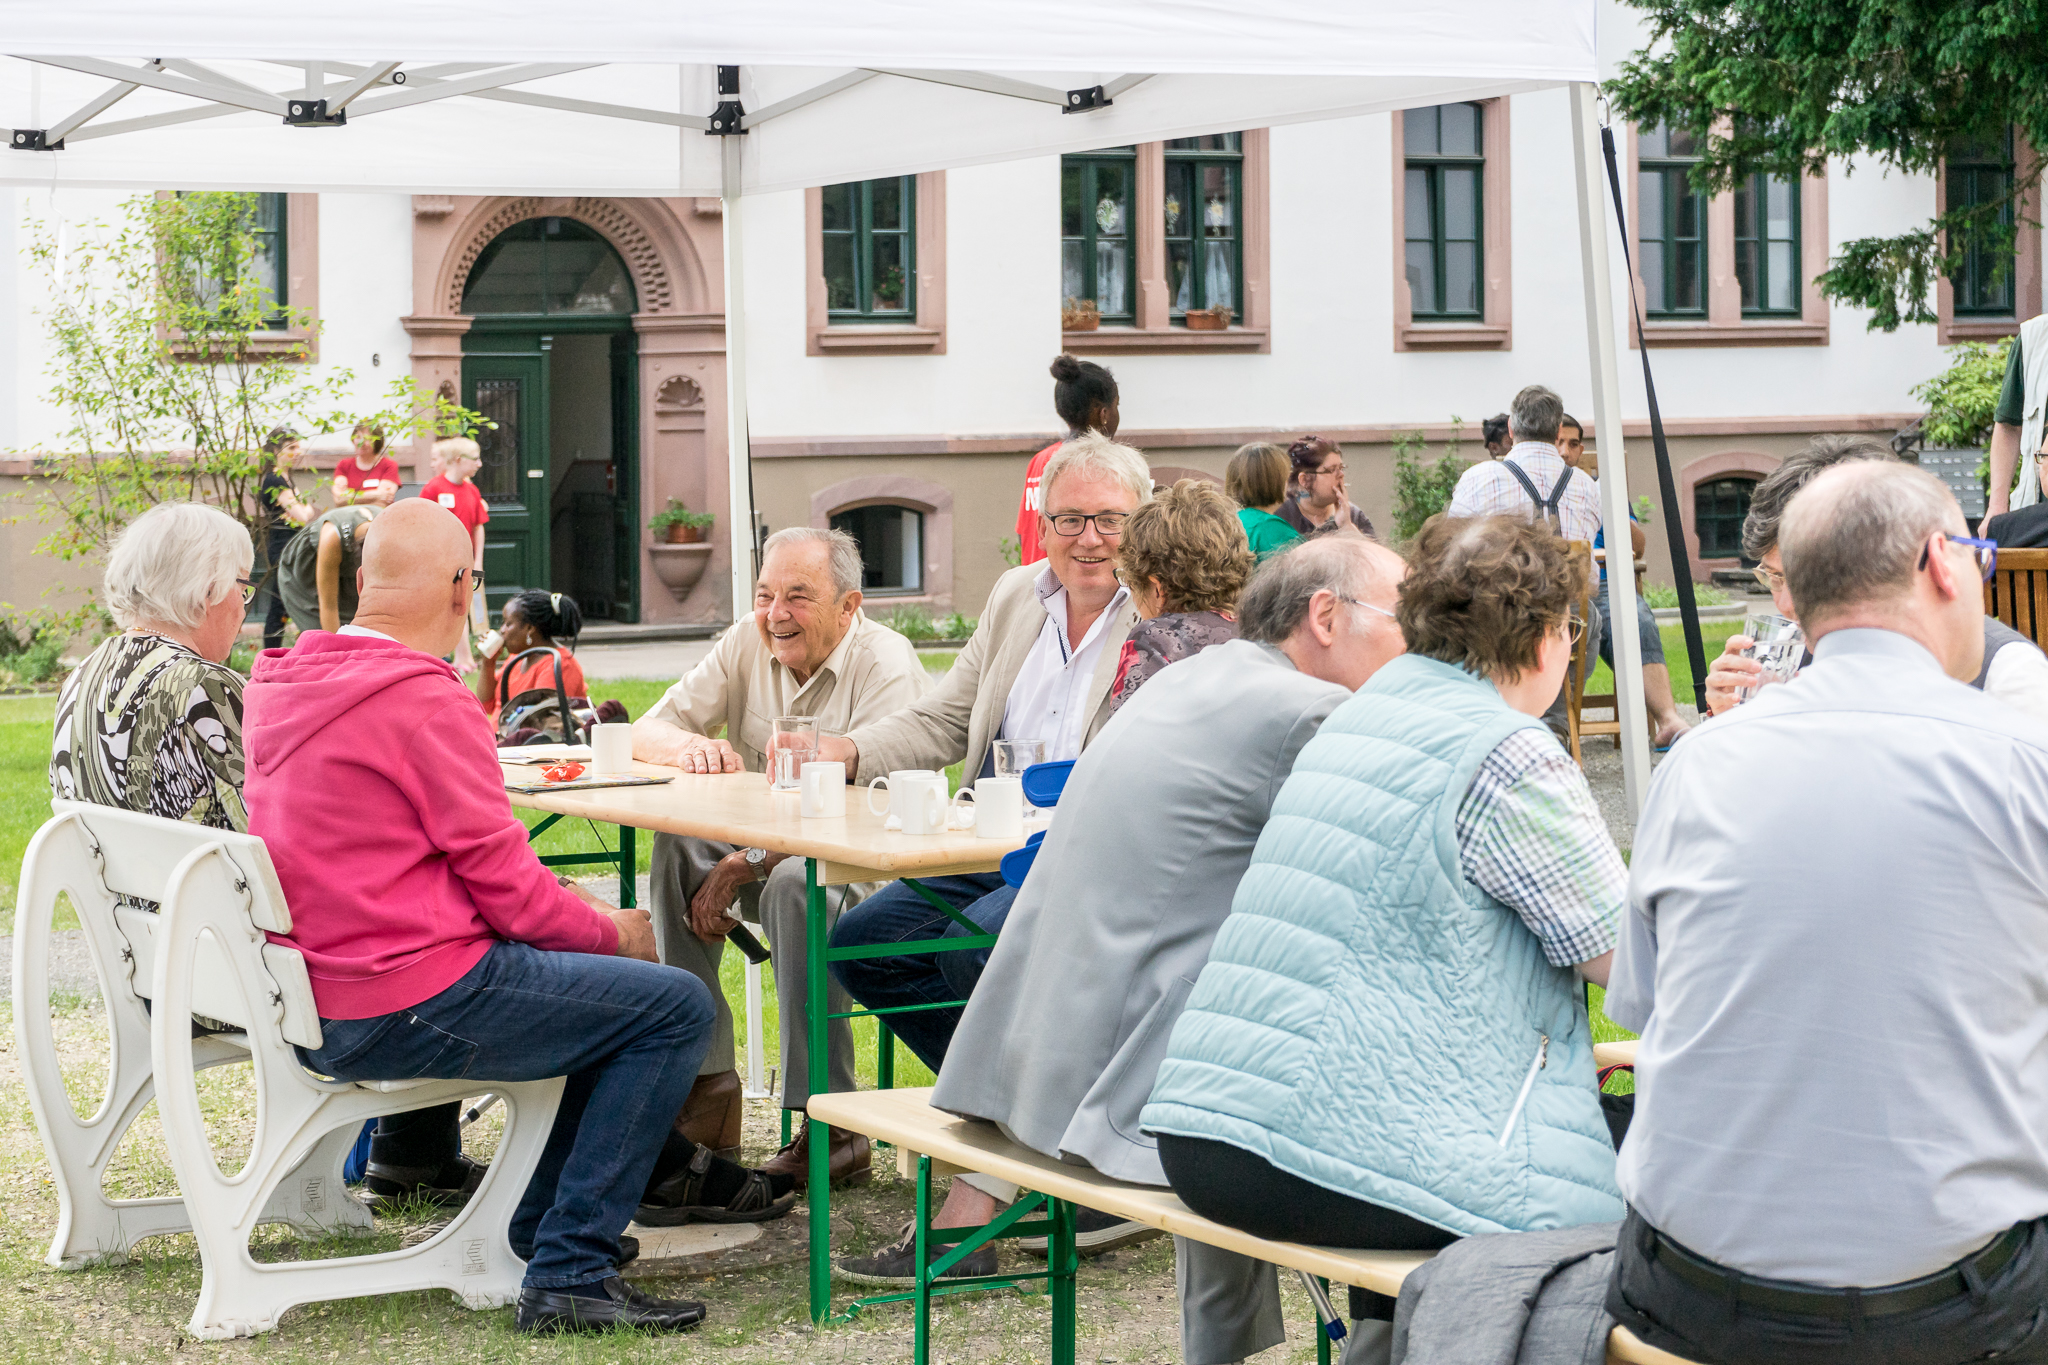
[1503,459,1575,536]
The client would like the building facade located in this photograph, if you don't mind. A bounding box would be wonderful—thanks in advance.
[1,50,2034,628]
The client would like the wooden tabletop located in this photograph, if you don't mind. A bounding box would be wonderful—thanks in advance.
[505,763,1025,884]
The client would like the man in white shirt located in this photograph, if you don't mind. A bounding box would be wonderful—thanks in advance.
[1610,459,2048,1365]
[811,434,1146,1284]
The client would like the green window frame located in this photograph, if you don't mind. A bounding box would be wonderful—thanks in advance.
[1061,147,1136,321]
[1638,124,1708,318]
[1695,476,1757,559]
[1164,133,1243,322]
[178,190,289,327]
[1733,173,1801,316]
[1948,128,2017,318]
[1403,104,1485,319]
[821,177,916,322]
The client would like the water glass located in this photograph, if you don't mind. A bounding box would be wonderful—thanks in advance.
[771,715,818,789]
[1737,612,1804,703]
[992,738,1045,779]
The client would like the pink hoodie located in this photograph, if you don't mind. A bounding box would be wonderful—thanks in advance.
[245,631,616,1020]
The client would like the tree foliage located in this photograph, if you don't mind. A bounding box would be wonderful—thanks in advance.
[1912,337,2012,447]
[1607,0,2048,330]
[18,191,483,626]
[1391,421,1470,544]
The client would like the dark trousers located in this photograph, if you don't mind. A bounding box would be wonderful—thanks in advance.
[1608,1209,2048,1365]
[261,531,291,650]
[825,872,1015,1072]
[298,941,714,1289]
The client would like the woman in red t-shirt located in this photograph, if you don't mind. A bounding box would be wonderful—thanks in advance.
[333,424,400,507]
[474,589,588,730]
[1015,354,1121,565]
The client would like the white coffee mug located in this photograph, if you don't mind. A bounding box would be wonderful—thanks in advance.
[870,770,947,835]
[958,777,1023,840]
[801,761,847,819]
[867,769,941,821]
[590,722,634,776]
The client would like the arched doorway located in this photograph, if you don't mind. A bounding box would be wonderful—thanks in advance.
[461,216,640,621]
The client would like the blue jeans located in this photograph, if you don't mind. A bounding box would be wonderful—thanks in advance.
[826,872,1014,1073]
[297,941,714,1289]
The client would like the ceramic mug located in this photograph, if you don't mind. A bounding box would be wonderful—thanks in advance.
[869,770,947,835]
[590,722,634,776]
[800,761,847,819]
[867,769,941,821]
[956,777,1023,840]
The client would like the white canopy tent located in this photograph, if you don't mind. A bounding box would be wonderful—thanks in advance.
[0,2,1654,812]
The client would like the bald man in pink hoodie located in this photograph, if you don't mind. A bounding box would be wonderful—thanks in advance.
[245,500,789,1336]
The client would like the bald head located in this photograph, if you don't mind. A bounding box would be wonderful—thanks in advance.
[1780,460,1960,627]
[352,498,476,656]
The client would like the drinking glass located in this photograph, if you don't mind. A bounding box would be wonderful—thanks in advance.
[1736,612,1804,703]
[771,716,818,789]
[993,738,1047,814]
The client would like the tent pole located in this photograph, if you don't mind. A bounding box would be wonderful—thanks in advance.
[1570,81,1652,817]
[720,130,755,622]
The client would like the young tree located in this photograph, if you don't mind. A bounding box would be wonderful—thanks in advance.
[1607,0,2048,331]
[20,191,482,627]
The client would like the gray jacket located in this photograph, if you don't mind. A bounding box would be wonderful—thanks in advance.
[931,639,1347,1184]
[1387,1223,1621,1365]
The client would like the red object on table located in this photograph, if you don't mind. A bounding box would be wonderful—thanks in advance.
[541,761,586,783]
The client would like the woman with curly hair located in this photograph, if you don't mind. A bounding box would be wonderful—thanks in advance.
[1107,478,1257,713]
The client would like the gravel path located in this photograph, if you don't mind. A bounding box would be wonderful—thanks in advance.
[0,928,103,1006]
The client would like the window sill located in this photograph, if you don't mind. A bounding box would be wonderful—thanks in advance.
[1062,325,1270,355]
[1397,321,1512,352]
[1634,321,1828,348]
[809,324,945,356]
[1943,317,2021,342]
[167,331,319,362]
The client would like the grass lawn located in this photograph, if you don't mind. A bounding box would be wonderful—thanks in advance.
[1583,619,1744,707]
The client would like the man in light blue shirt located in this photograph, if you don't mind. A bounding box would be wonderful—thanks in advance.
[1609,459,2048,1364]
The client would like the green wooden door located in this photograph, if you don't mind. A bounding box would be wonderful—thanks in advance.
[464,348,549,614]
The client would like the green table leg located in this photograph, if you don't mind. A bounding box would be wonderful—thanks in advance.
[877,1020,896,1090]
[1316,1276,1333,1365]
[617,824,634,907]
[913,1154,934,1365]
[1050,1196,1078,1365]
[808,856,831,1323]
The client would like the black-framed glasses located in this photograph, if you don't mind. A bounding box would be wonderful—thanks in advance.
[235,575,257,605]
[1918,533,1998,582]
[453,567,485,594]
[1048,512,1130,537]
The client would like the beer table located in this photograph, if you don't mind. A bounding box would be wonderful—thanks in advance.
[505,761,1029,1321]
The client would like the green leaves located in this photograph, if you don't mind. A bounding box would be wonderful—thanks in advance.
[1609,0,2048,330]
[1391,422,1471,545]
[1912,337,2012,448]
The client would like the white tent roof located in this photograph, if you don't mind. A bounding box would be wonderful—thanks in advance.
[0,1,1595,195]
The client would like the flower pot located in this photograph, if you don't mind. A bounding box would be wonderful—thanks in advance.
[1063,312,1101,332]
[1184,309,1232,331]
[648,542,714,601]
[664,522,707,545]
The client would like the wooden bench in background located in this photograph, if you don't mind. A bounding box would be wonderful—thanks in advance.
[1986,547,2048,649]
[809,1083,1692,1365]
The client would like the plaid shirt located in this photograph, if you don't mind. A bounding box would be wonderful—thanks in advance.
[1453,727,1624,967]
[1446,442,1602,543]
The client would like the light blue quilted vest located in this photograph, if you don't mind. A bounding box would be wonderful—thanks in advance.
[1140,652,1624,1236]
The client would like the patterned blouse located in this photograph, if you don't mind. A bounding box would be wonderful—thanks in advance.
[50,633,248,832]
[1107,610,1239,714]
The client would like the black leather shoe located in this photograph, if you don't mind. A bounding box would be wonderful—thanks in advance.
[514,1276,706,1335]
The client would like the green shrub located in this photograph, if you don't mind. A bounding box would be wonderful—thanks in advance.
[1641,581,1731,609]
[0,618,68,688]
[1390,422,1470,544]
[1913,339,2011,450]
[871,605,975,641]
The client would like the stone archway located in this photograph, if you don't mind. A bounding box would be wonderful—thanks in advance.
[404,194,732,625]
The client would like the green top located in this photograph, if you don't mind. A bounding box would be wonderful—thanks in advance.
[1997,337,2026,427]
[1239,506,1303,561]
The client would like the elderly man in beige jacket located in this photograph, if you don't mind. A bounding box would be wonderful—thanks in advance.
[809,433,1147,1285]
[631,527,928,1194]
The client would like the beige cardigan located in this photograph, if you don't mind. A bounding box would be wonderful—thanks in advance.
[846,563,1138,784]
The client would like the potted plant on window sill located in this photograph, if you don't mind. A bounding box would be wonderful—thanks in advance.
[1062,297,1101,332]
[649,499,717,545]
[1184,304,1233,332]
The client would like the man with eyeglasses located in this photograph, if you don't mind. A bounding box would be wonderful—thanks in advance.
[1704,435,2048,728]
[811,432,1147,1286]
[1609,459,2048,1364]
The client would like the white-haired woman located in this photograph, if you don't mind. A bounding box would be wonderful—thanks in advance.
[50,502,255,830]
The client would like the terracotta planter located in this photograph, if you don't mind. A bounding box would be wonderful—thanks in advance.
[1062,312,1101,332]
[648,542,714,601]
[1184,309,1232,331]
[663,522,707,545]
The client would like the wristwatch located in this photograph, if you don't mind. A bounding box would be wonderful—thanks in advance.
[742,846,769,879]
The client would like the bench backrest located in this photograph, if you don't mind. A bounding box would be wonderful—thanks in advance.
[1986,547,2048,649]
[27,802,323,1049]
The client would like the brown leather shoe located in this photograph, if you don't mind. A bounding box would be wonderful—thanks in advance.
[760,1119,871,1192]
[673,1070,742,1160]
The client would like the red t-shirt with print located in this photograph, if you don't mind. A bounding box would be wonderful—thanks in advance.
[420,475,490,539]
[337,456,399,497]
[1014,439,1064,566]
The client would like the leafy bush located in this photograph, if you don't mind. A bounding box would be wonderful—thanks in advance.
[0,617,68,688]
[1913,339,2012,450]
[871,605,976,641]
[1390,422,1470,544]
[1641,581,1731,609]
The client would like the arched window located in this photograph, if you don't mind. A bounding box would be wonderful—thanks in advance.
[831,504,925,594]
[462,217,637,316]
[1694,476,1758,561]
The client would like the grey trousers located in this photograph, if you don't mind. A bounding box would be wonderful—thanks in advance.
[648,833,858,1109]
[1176,1236,1283,1365]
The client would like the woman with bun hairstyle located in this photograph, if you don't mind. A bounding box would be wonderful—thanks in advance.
[1280,435,1377,539]
[1016,354,1121,565]
[473,588,588,727]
